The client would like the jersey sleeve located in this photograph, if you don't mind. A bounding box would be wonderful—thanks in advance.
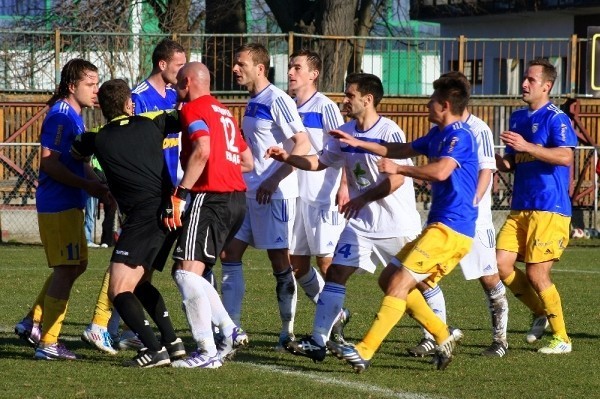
[322,102,345,133]
[132,92,147,115]
[271,94,306,139]
[180,105,209,141]
[411,128,434,155]
[40,112,74,153]
[140,110,181,136]
[476,125,497,172]
[548,113,577,148]
[440,128,474,167]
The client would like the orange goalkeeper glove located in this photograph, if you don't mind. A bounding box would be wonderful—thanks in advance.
[162,185,189,231]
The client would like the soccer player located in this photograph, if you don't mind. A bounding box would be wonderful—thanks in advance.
[81,38,187,353]
[166,62,253,369]
[287,49,350,340]
[326,74,478,372]
[219,43,311,349]
[495,58,576,354]
[265,72,422,362]
[14,58,108,360]
[406,71,509,358]
[72,79,186,368]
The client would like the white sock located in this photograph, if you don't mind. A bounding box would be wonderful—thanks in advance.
[173,269,217,356]
[312,282,346,347]
[422,285,446,340]
[274,267,297,337]
[486,280,509,345]
[296,266,324,304]
[198,276,236,338]
[221,261,245,326]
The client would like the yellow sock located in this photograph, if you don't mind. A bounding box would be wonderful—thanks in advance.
[28,274,52,324]
[91,269,112,327]
[356,296,406,360]
[539,284,569,342]
[40,295,68,345]
[406,288,450,344]
[503,268,545,315]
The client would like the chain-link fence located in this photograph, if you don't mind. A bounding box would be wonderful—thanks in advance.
[1,142,597,244]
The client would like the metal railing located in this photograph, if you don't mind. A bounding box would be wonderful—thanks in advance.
[0,30,589,96]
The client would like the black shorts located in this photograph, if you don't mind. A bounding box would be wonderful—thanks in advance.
[173,191,245,266]
[111,208,169,271]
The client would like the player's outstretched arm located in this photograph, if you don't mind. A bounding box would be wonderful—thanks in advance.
[383,157,457,182]
[329,129,416,159]
[265,146,324,171]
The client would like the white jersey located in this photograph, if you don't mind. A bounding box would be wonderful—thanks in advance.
[465,113,496,229]
[319,117,422,238]
[297,92,345,210]
[242,84,307,199]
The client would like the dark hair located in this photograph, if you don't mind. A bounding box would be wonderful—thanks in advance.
[98,79,131,121]
[432,75,470,116]
[235,43,270,71]
[528,57,557,86]
[47,58,98,106]
[152,38,185,69]
[440,71,472,94]
[345,73,384,107]
[290,49,322,73]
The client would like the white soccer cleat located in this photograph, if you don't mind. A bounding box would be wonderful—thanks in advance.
[81,324,118,355]
[118,329,144,350]
[538,335,572,354]
[526,315,549,344]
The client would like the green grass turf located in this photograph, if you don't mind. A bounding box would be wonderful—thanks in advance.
[0,243,599,399]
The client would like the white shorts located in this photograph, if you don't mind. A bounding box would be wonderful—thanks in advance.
[332,225,417,274]
[234,197,296,250]
[290,199,345,257]
[459,226,498,280]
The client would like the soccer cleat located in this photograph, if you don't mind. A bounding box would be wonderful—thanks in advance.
[326,341,371,373]
[481,341,508,357]
[450,327,464,342]
[406,338,436,357]
[285,336,326,362]
[34,342,77,360]
[14,318,41,347]
[274,333,295,353]
[526,315,549,344]
[330,308,351,344]
[87,241,100,248]
[432,333,457,371]
[123,347,170,368]
[81,324,118,355]
[118,329,144,350]
[538,335,572,354]
[171,351,223,369]
[165,337,186,360]
[218,327,249,360]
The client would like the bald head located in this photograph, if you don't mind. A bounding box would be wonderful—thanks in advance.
[175,61,211,102]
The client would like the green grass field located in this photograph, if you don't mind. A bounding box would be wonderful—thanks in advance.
[1,243,599,399]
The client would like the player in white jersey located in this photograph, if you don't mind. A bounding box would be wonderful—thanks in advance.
[265,73,421,362]
[407,71,509,358]
[220,43,311,349]
[287,50,350,342]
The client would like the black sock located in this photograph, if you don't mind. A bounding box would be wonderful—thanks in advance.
[134,281,177,345]
[112,292,161,351]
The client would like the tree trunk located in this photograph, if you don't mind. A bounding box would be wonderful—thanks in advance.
[316,0,358,92]
[204,0,247,91]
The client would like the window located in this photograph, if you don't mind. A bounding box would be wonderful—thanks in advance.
[449,59,483,85]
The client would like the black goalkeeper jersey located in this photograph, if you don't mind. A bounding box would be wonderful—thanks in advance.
[72,111,180,216]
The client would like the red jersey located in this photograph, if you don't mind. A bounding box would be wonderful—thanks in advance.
[179,95,248,192]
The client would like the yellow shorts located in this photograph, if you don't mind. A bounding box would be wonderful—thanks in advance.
[38,208,88,267]
[496,210,569,263]
[394,222,473,285]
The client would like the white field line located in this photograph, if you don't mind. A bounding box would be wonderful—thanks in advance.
[0,326,445,399]
[238,362,447,399]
